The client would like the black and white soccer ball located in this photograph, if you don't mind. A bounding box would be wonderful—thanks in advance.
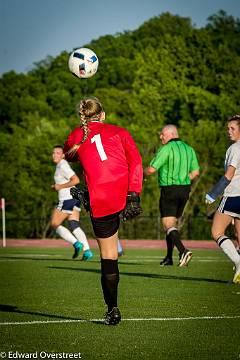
[68,47,99,79]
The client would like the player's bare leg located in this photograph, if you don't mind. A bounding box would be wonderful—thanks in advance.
[234,218,240,254]
[212,211,240,283]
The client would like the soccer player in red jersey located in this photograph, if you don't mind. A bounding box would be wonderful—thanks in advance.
[64,97,143,324]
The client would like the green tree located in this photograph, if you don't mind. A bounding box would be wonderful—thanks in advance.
[1,11,240,238]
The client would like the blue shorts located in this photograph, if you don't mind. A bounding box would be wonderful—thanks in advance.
[56,199,81,214]
[218,196,240,219]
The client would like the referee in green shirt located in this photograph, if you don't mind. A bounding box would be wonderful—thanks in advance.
[144,124,200,267]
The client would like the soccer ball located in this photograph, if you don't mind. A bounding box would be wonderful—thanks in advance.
[68,47,99,79]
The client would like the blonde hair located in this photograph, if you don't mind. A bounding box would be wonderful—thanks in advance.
[67,97,104,156]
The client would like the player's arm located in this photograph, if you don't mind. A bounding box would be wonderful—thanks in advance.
[205,165,235,204]
[121,131,143,220]
[123,131,143,194]
[144,145,167,179]
[225,165,237,180]
[189,169,199,180]
[189,149,200,181]
[52,174,80,191]
[144,166,157,176]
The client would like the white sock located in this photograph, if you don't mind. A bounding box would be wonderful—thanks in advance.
[217,236,240,265]
[73,227,90,251]
[56,225,77,245]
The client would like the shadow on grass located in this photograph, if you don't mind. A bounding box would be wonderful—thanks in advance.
[0,304,104,325]
[0,256,99,263]
[49,266,229,284]
[0,256,142,266]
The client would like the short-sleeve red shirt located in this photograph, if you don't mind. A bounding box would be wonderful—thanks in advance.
[64,121,143,217]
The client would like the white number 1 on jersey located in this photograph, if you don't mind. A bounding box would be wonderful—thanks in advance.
[91,134,108,161]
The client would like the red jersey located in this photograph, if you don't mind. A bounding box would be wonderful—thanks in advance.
[64,121,143,217]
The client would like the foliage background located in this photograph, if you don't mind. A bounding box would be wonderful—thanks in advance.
[1,11,240,239]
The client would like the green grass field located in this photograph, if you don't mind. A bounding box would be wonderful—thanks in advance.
[0,247,239,360]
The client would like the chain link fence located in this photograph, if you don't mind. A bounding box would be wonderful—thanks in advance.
[0,215,215,240]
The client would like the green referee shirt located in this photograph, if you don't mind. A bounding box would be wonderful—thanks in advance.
[150,139,199,186]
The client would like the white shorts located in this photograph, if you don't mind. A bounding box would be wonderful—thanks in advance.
[218,196,240,219]
[56,199,81,214]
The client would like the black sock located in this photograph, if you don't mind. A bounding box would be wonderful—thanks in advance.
[166,233,174,259]
[168,228,185,254]
[101,259,119,312]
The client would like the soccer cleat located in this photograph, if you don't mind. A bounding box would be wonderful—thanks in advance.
[160,256,173,266]
[233,261,240,284]
[82,249,93,261]
[72,241,83,259]
[178,249,193,267]
[104,307,121,325]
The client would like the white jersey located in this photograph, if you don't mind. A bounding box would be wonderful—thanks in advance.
[54,159,76,201]
[224,140,240,196]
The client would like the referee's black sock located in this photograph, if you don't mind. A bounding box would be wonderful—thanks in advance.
[166,233,174,259]
[101,259,119,312]
[167,228,185,254]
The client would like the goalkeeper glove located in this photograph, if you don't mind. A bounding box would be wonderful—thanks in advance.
[70,185,90,212]
[122,192,142,221]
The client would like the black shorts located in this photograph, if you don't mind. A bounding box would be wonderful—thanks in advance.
[90,211,121,238]
[159,185,191,218]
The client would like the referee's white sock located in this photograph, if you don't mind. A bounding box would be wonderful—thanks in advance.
[73,227,90,251]
[56,225,77,245]
[217,236,240,265]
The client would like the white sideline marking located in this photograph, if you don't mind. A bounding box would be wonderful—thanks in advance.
[0,315,239,326]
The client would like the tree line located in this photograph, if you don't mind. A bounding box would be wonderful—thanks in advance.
[0,10,240,239]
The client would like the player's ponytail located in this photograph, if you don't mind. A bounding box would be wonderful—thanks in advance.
[66,97,104,156]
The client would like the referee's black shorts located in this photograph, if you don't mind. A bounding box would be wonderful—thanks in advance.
[90,211,122,238]
[159,185,191,218]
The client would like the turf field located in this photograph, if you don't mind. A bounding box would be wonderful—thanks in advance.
[0,247,239,360]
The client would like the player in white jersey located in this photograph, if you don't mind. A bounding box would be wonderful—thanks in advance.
[51,145,93,260]
[205,115,240,284]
